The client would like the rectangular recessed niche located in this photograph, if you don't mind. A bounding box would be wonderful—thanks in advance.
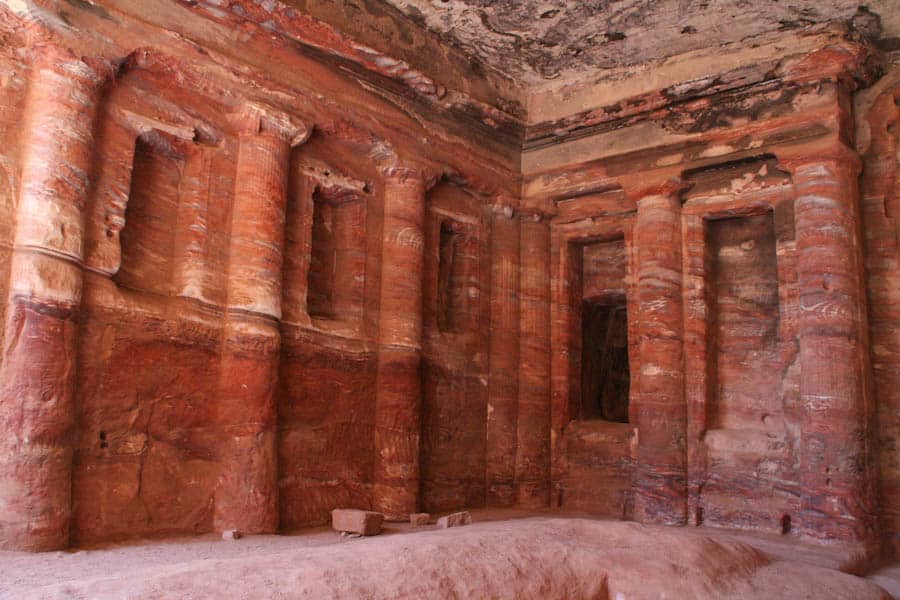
[116,131,184,295]
[579,237,629,423]
[436,219,476,333]
[307,190,366,321]
[708,210,780,429]
[308,192,336,318]
[437,220,459,332]
[581,300,630,422]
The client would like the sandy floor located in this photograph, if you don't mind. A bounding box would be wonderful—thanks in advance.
[0,510,896,599]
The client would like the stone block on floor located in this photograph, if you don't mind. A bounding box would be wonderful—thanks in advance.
[332,509,384,536]
[437,511,472,528]
[410,513,430,527]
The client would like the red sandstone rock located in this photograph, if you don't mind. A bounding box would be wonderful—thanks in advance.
[373,168,427,521]
[420,183,490,513]
[437,511,472,528]
[857,70,900,557]
[486,203,520,507]
[516,214,552,508]
[0,0,894,564]
[410,513,430,527]
[0,43,110,553]
[213,103,307,536]
[630,184,688,526]
[331,509,384,536]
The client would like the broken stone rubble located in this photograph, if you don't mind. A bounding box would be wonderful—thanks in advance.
[437,511,473,529]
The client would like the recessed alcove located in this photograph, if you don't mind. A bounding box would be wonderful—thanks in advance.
[306,190,367,322]
[581,299,630,423]
[437,220,460,332]
[709,211,780,430]
[420,181,488,513]
[115,131,185,295]
[681,154,800,535]
[307,190,337,319]
[556,225,635,520]
[576,237,630,422]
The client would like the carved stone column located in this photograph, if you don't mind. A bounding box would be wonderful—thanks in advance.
[282,171,315,325]
[373,167,426,520]
[631,181,688,526]
[214,104,308,534]
[0,45,109,551]
[485,201,520,506]
[173,145,214,301]
[515,211,551,508]
[788,149,876,546]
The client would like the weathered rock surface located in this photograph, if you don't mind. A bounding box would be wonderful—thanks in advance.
[376,1,899,85]
[9,519,890,599]
[0,0,897,567]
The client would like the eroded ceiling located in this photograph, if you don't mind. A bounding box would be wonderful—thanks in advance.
[380,0,897,85]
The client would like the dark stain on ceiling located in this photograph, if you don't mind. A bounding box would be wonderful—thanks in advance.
[379,0,896,83]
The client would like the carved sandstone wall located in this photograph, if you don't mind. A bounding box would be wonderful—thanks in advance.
[0,0,515,550]
[858,59,900,556]
[0,0,897,560]
[529,32,887,555]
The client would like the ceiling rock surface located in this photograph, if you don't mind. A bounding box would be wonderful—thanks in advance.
[381,0,897,84]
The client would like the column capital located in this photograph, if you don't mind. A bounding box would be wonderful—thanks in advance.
[776,142,862,179]
[489,195,518,219]
[381,164,435,189]
[316,185,364,206]
[625,177,687,205]
[517,207,552,223]
[27,42,115,89]
[229,101,311,147]
[18,7,116,81]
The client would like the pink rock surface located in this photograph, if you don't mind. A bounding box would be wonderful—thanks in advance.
[9,519,889,599]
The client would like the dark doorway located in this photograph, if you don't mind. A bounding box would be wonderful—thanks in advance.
[437,220,461,333]
[307,190,336,318]
[581,299,630,422]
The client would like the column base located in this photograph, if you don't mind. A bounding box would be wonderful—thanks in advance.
[633,469,688,526]
[372,482,417,521]
[213,431,278,534]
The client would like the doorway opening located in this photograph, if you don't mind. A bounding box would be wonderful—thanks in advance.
[581,298,630,422]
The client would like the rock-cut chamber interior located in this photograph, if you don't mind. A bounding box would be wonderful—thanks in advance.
[0,0,898,598]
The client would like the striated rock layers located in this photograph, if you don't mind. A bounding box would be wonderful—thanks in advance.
[0,0,897,572]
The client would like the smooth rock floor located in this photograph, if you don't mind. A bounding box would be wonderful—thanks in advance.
[0,510,895,599]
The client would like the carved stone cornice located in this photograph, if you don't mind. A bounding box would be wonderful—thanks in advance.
[625,177,689,205]
[776,141,863,178]
[26,41,115,90]
[229,101,311,147]
[382,165,447,197]
[517,207,552,223]
[381,165,423,185]
[489,195,518,219]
